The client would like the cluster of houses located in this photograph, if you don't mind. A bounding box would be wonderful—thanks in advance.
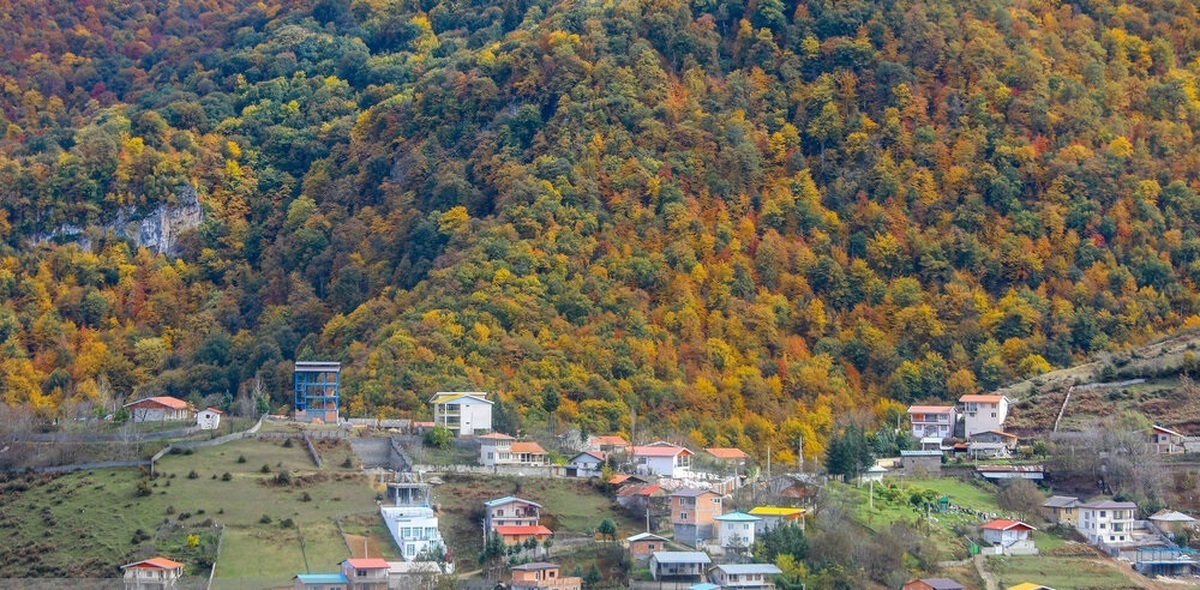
[904,581,1056,590]
[122,395,224,430]
[906,394,1017,460]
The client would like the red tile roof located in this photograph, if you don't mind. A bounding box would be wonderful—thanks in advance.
[125,396,189,410]
[908,405,955,414]
[123,557,184,570]
[959,395,1005,403]
[981,519,1035,531]
[591,435,629,446]
[705,447,750,460]
[511,441,547,454]
[479,433,515,440]
[632,445,692,457]
[344,558,390,569]
[495,525,553,536]
[202,407,224,414]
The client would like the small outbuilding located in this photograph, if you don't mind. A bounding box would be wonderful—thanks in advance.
[196,407,223,430]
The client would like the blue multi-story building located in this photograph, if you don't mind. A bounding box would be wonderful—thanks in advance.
[294,361,341,423]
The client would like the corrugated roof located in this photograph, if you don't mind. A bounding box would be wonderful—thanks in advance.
[1079,500,1138,510]
[1042,496,1080,508]
[714,511,760,522]
[749,506,805,517]
[981,519,1035,531]
[901,450,943,457]
[1150,510,1197,522]
[1007,584,1055,590]
[714,563,783,575]
[484,496,542,508]
[343,558,389,569]
[511,562,559,571]
[627,532,669,542]
[651,551,711,564]
[669,487,718,498]
[572,450,607,462]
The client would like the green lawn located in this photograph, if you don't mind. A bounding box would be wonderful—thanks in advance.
[987,555,1143,589]
[0,436,380,588]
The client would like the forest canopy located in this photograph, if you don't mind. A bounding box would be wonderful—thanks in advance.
[3,0,1200,463]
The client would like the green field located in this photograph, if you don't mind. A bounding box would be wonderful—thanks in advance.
[986,555,1144,589]
[0,436,381,588]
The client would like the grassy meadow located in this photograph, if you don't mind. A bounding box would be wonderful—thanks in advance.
[0,436,382,588]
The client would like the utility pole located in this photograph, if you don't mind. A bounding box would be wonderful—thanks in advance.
[767,445,771,481]
[797,436,804,474]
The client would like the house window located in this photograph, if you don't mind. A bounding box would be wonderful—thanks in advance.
[680,512,688,521]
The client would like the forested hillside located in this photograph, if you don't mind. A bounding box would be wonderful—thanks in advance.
[4,0,1200,461]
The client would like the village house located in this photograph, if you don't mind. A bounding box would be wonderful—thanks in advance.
[122,557,184,590]
[1150,425,1185,454]
[484,496,542,531]
[960,394,1009,436]
[980,519,1038,555]
[429,391,493,437]
[124,396,191,422]
[615,482,667,514]
[969,430,1018,451]
[1042,496,1080,526]
[1149,510,1197,539]
[339,558,389,590]
[587,435,630,455]
[902,579,966,590]
[380,478,445,562]
[900,450,942,474]
[704,447,751,470]
[626,532,670,562]
[1077,500,1138,545]
[494,525,554,555]
[196,407,222,430]
[748,506,805,534]
[649,551,711,582]
[670,488,723,546]
[632,442,694,479]
[707,563,783,589]
[479,434,548,466]
[510,562,582,590]
[566,450,607,478]
[907,405,957,439]
[714,511,761,552]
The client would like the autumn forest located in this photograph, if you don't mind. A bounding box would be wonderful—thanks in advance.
[2,0,1200,462]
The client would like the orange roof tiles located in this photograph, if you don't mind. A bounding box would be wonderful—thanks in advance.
[981,519,1034,531]
[705,447,750,460]
[125,396,189,410]
[591,435,629,445]
[495,525,553,536]
[511,441,546,454]
[344,558,390,569]
[959,395,1005,403]
[123,557,184,570]
[632,445,692,457]
[908,405,955,414]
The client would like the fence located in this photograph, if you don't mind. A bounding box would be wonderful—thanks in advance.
[412,463,566,477]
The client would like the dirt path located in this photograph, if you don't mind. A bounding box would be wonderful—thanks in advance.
[974,555,998,590]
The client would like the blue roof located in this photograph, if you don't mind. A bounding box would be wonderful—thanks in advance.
[295,573,350,584]
[690,584,721,590]
[483,496,542,508]
[714,511,761,522]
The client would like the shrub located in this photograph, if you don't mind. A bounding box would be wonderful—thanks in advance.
[260,464,271,473]
[341,456,354,468]
[165,505,176,515]
[280,518,295,529]
[135,481,152,497]
[259,514,272,524]
[187,470,198,479]
[283,438,294,448]
[237,455,246,464]
[301,492,312,502]
[221,472,232,481]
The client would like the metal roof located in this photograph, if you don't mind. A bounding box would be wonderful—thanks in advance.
[483,496,541,508]
[295,573,350,584]
[1042,496,1080,508]
[713,563,783,575]
[713,511,760,522]
[651,551,711,564]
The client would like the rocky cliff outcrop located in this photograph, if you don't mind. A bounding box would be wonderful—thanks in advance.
[31,186,203,255]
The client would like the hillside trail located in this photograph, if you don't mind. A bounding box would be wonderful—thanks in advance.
[973,554,998,590]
